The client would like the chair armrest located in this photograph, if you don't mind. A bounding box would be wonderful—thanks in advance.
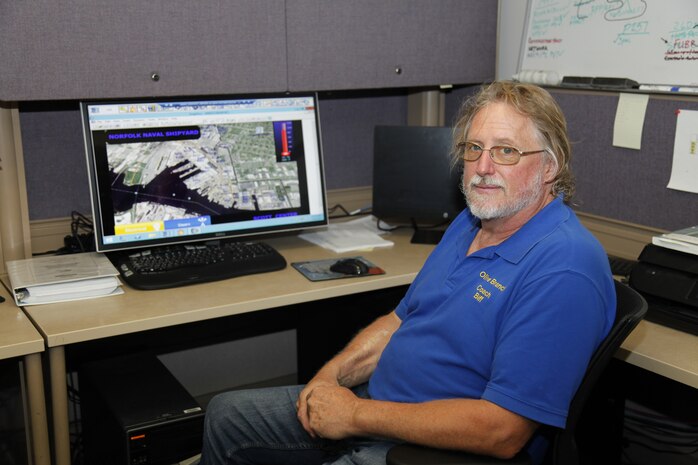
[386,444,531,465]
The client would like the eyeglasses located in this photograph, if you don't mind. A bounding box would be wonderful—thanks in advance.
[456,141,546,166]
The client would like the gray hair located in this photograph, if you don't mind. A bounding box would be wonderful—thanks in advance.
[452,81,575,203]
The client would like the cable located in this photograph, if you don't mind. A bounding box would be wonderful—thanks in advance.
[328,204,351,216]
[327,203,373,219]
[53,211,95,255]
[69,211,94,252]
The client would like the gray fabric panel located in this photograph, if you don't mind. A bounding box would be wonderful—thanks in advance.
[19,102,92,220]
[287,0,497,91]
[1,1,287,100]
[319,90,408,190]
[553,91,698,231]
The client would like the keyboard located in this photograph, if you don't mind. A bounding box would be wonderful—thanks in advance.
[109,240,287,290]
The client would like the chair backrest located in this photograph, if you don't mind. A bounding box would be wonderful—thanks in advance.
[549,280,647,465]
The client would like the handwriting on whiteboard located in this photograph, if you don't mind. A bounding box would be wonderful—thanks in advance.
[526,0,696,62]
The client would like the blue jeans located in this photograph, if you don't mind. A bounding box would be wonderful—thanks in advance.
[199,384,400,465]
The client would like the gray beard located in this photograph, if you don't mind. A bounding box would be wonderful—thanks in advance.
[463,170,545,220]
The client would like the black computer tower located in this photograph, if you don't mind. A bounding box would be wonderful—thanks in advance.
[80,354,205,465]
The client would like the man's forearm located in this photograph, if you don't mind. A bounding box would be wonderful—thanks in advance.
[297,311,401,437]
[352,397,537,459]
[318,310,401,387]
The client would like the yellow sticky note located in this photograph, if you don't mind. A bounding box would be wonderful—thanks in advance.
[613,93,649,150]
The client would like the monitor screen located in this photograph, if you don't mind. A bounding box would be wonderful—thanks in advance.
[81,92,327,253]
[372,125,466,242]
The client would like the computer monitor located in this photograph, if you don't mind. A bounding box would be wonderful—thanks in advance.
[372,125,466,244]
[81,92,327,253]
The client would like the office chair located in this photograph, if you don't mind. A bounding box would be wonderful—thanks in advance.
[386,280,647,465]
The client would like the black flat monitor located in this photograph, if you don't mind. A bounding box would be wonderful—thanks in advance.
[81,92,327,253]
[372,125,466,244]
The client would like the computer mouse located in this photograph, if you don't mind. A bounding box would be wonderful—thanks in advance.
[330,258,370,275]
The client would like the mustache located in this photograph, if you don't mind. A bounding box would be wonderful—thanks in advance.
[466,175,505,189]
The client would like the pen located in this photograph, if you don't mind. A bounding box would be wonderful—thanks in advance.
[638,85,698,93]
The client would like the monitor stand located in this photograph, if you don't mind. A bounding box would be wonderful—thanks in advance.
[410,227,445,245]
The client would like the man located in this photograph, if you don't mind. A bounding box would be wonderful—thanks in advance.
[199,81,616,465]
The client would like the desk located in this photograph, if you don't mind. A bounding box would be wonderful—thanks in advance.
[24,229,434,465]
[618,319,698,389]
[0,283,51,465]
[21,229,698,465]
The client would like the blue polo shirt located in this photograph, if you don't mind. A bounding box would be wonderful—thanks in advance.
[368,198,615,429]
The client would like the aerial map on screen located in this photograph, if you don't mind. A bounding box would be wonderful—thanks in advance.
[105,122,301,227]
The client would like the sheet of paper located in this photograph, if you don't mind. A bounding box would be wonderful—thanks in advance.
[667,109,698,194]
[299,229,394,254]
[298,216,394,253]
[336,215,392,236]
[613,93,649,150]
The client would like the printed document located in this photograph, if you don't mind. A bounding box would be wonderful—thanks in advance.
[299,216,394,253]
[667,109,698,194]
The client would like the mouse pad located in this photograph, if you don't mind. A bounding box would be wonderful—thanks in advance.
[292,256,385,282]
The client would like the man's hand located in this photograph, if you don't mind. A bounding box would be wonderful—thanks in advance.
[303,385,362,440]
[295,311,401,438]
[296,372,339,437]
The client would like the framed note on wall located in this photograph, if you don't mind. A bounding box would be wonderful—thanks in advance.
[519,0,698,86]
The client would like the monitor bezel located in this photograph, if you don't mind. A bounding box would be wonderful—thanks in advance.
[80,91,328,253]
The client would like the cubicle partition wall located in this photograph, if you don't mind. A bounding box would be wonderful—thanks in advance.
[17,88,698,235]
[553,91,698,231]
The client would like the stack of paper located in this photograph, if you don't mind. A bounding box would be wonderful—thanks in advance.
[651,225,698,256]
[6,252,123,306]
[299,216,394,253]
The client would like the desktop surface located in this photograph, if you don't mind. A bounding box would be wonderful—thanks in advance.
[20,230,698,389]
[617,319,698,389]
[22,228,434,348]
[0,280,51,465]
[0,282,44,359]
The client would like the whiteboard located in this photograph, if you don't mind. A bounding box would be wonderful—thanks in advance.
[519,0,698,86]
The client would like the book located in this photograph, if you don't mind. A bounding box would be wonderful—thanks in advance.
[661,225,698,246]
[6,252,123,306]
[651,230,698,257]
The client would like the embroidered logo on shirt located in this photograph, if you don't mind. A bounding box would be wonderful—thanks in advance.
[473,271,507,302]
